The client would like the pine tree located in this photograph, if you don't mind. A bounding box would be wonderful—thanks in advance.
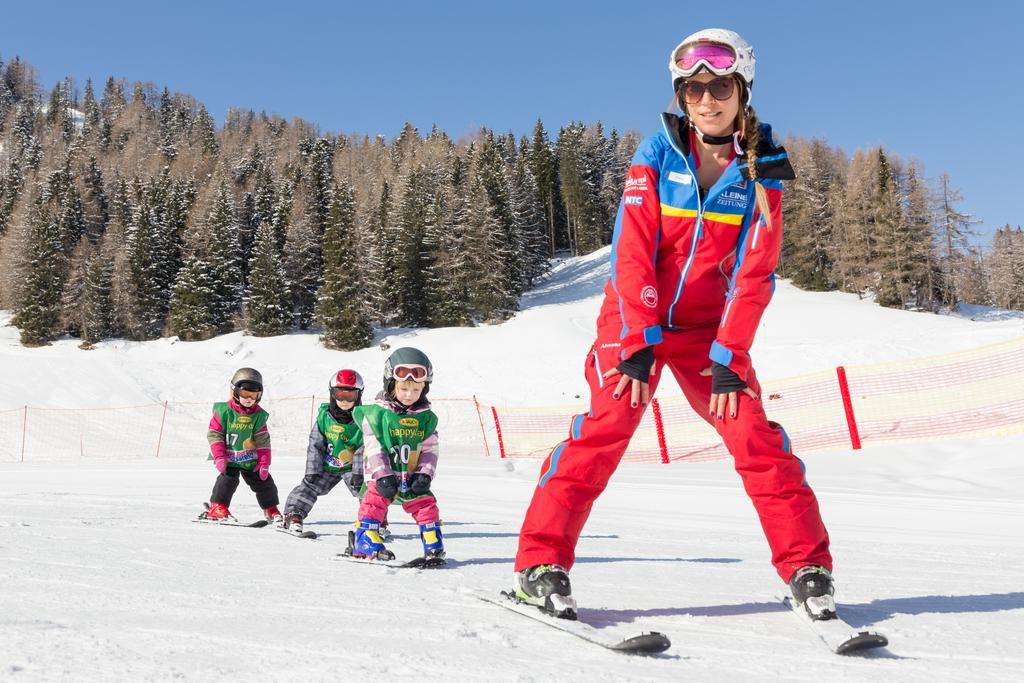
[193,104,218,156]
[168,254,218,340]
[81,155,109,240]
[59,236,91,338]
[158,87,178,160]
[80,246,116,344]
[472,131,519,309]
[368,180,398,324]
[509,155,549,290]
[316,181,373,349]
[117,182,164,339]
[12,190,68,345]
[528,119,559,253]
[305,137,334,237]
[245,222,293,336]
[873,149,911,308]
[424,156,471,326]
[81,79,102,141]
[0,161,24,236]
[392,164,432,325]
[986,226,1024,310]
[204,182,243,328]
[284,215,321,329]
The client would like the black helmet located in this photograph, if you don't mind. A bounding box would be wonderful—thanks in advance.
[230,367,264,403]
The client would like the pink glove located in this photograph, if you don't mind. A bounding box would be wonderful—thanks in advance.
[256,452,271,481]
[214,456,227,474]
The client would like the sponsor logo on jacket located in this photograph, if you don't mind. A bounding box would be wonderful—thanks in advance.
[624,196,643,205]
[667,170,693,185]
[229,422,255,431]
[717,190,749,209]
[236,415,253,423]
[329,424,345,434]
[399,417,420,427]
[641,285,658,308]
[624,176,648,193]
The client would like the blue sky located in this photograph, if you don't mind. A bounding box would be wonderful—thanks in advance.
[2,1,1021,238]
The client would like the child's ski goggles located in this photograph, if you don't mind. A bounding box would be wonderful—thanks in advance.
[393,364,429,382]
[237,388,260,400]
[331,387,360,401]
[673,41,738,78]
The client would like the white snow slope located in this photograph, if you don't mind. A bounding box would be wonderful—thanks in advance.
[2,248,1023,682]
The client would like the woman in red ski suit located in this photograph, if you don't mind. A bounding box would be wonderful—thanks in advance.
[513,28,835,619]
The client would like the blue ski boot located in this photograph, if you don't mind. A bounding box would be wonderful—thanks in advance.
[412,521,446,568]
[347,519,395,561]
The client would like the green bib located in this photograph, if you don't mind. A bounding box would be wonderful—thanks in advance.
[315,403,363,473]
[354,403,438,497]
[213,402,269,470]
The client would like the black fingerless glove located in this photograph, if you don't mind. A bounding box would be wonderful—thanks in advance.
[616,346,655,381]
[349,473,364,490]
[409,473,431,494]
[711,362,747,394]
[374,474,398,500]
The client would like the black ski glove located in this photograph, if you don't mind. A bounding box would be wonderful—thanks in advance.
[374,474,398,501]
[710,362,748,394]
[409,473,432,495]
[348,472,364,490]
[616,346,655,381]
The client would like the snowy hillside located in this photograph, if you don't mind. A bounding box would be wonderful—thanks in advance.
[2,249,1023,681]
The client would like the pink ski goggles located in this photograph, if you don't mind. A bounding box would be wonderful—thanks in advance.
[673,41,738,77]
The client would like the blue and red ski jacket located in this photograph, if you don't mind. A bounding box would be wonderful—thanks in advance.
[601,112,796,383]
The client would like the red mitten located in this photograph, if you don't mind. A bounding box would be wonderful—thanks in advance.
[256,452,271,481]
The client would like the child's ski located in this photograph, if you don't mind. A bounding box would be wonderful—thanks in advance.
[474,590,671,656]
[331,554,448,569]
[276,527,319,540]
[192,517,269,528]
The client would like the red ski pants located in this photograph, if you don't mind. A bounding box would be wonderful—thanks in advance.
[514,327,832,583]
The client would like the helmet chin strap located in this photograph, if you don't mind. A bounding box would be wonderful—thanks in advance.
[690,122,738,147]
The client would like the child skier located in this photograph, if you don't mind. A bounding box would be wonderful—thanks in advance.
[346,347,444,566]
[199,368,282,523]
[282,369,367,535]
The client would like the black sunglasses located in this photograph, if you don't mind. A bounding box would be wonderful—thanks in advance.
[679,77,736,104]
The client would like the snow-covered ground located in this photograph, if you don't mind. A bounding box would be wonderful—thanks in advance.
[2,249,1023,681]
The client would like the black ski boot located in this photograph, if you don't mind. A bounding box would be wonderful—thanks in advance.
[788,565,836,621]
[514,564,577,620]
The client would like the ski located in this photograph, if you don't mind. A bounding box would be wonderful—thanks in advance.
[776,593,888,655]
[276,527,319,540]
[474,590,671,656]
[193,517,269,528]
[331,554,448,569]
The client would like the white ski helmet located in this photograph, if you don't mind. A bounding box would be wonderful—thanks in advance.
[669,28,756,96]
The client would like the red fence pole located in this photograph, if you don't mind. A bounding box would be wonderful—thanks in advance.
[473,396,492,458]
[835,366,862,450]
[309,395,316,430]
[491,406,507,459]
[20,405,27,463]
[650,398,670,464]
[155,401,169,458]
